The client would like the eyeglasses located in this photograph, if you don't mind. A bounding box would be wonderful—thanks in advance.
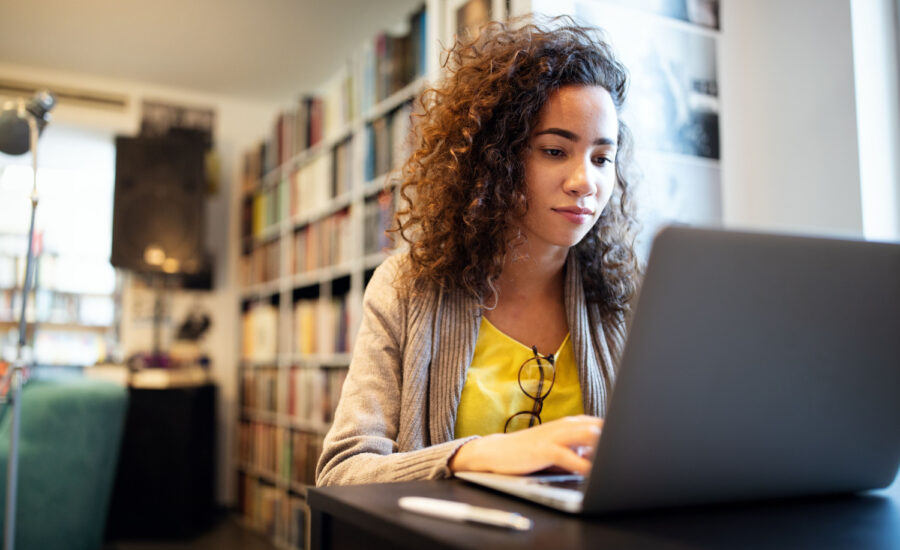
[504,346,557,433]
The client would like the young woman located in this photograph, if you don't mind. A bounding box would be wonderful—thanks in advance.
[316,16,640,486]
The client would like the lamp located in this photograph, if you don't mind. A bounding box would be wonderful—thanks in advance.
[0,90,56,550]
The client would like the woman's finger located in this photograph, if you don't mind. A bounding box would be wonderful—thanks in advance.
[550,445,592,475]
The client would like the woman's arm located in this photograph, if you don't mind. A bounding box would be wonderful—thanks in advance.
[315,257,476,486]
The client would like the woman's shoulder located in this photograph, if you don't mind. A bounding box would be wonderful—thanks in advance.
[368,251,410,291]
[364,251,421,308]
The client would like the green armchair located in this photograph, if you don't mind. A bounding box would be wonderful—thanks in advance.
[0,377,128,550]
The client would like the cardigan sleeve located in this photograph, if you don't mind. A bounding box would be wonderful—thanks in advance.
[315,255,475,486]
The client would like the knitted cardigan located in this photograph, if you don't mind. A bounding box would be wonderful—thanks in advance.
[315,251,625,486]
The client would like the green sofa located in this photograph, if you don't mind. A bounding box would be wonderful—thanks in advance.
[0,377,128,550]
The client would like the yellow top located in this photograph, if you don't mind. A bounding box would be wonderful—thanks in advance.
[454,316,584,438]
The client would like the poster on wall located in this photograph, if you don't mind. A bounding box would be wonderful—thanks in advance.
[569,0,722,258]
[576,2,720,159]
[139,100,220,195]
[631,153,722,257]
[601,0,719,29]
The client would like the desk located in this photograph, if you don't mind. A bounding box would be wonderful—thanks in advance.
[309,476,900,549]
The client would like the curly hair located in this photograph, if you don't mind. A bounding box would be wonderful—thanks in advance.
[392,15,641,322]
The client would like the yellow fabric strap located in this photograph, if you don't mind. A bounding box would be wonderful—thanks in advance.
[454,317,584,438]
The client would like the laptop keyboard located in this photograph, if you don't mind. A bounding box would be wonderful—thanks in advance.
[526,474,587,491]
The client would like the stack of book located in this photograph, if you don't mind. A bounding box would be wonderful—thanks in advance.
[287,366,348,425]
[241,367,279,412]
[292,296,350,356]
[364,101,414,183]
[239,473,285,539]
[291,209,353,275]
[241,302,279,363]
[290,154,333,221]
[290,431,325,486]
[361,4,428,111]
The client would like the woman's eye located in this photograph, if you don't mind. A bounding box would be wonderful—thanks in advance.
[542,148,565,158]
[593,156,614,166]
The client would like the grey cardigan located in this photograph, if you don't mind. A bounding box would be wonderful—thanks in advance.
[315,251,626,486]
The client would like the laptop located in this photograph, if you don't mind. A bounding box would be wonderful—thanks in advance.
[456,226,900,514]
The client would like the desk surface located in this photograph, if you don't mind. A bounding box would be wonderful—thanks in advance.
[309,475,900,550]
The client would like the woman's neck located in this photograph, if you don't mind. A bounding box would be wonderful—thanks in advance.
[494,242,568,306]
[483,242,570,354]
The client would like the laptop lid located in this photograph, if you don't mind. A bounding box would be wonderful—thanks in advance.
[582,226,900,513]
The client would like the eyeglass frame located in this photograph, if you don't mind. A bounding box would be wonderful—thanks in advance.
[503,345,557,433]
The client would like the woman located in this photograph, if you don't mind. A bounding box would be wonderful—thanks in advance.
[316,16,640,486]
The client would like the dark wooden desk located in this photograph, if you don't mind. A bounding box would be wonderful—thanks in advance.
[309,476,900,549]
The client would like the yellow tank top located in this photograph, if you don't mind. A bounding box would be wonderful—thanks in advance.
[454,317,584,438]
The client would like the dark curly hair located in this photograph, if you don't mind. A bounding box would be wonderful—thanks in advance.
[392,15,641,322]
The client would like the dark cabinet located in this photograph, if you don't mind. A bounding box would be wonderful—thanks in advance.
[106,383,216,539]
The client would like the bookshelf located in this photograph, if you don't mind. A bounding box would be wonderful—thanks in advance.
[0,245,118,367]
[235,3,440,548]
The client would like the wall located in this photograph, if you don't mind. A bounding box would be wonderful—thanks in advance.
[0,61,279,505]
[851,0,900,241]
[719,0,866,238]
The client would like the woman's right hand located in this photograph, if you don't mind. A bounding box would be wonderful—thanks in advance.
[448,415,603,476]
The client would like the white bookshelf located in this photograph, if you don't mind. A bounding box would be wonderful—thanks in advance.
[235,2,443,548]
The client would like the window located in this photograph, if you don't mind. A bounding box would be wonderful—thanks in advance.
[0,123,118,366]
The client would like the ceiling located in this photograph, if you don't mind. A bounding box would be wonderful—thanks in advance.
[0,0,426,103]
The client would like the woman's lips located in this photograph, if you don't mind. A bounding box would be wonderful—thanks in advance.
[553,207,594,224]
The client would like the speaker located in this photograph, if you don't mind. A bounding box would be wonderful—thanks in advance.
[111,135,206,274]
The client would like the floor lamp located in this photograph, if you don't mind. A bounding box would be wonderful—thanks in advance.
[0,90,56,550]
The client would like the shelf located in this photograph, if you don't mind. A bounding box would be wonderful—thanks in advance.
[245,78,427,201]
[257,224,283,244]
[287,417,331,435]
[0,288,115,298]
[289,191,354,230]
[259,165,286,190]
[240,359,279,369]
[285,126,355,175]
[361,77,426,124]
[288,482,309,498]
[242,407,279,423]
[289,262,356,289]
[290,353,352,368]
[363,252,388,271]
[0,320,113,331]
[361,174,389,198]
[241,407,332,436]
[238,462,287,487]
[236,5,435,547]
[240,281,281,300]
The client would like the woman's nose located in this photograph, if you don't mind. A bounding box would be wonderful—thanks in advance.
[563,158,596,197]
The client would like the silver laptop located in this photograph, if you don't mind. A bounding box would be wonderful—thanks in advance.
[457,226,900,514]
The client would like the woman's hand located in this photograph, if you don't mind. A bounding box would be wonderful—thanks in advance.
[449,415,603,476]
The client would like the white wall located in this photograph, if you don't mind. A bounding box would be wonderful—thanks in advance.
[719,0,866,238]
[851,0,900,241]
[0,61,279,505]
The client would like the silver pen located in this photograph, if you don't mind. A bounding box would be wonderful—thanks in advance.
[398,496,533,531]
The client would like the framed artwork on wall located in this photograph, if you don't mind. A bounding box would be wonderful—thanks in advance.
[526,0,723,258]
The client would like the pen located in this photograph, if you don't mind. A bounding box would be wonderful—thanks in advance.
[398,496,533,531]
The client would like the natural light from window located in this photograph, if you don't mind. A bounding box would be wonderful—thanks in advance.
[0,123,117,365]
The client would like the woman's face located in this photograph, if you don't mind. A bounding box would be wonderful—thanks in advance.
[520,84,619,256]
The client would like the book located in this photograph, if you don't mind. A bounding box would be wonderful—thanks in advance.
[242,302,279,362]
[363,191,395,255]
